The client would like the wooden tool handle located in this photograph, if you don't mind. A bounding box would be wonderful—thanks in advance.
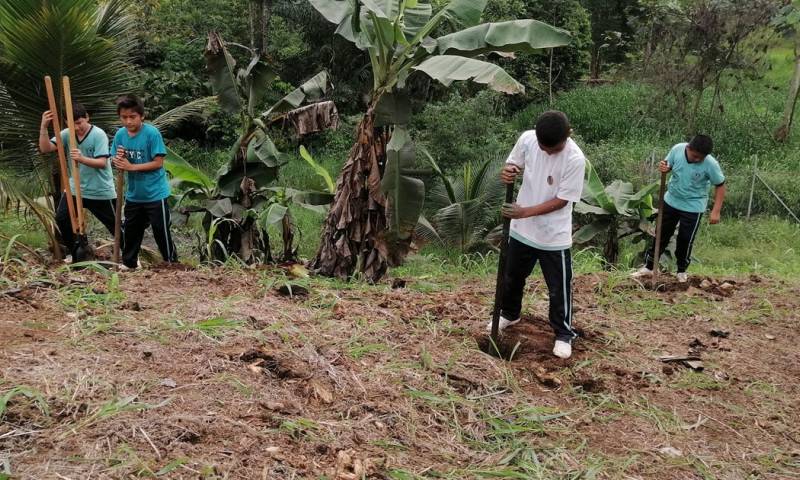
[44,76,78,235]
[62,76,85,234]
[490,182,516,341]
[112,170,125,264]
[652,171,668,278]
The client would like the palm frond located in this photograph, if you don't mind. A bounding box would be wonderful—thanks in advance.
[0,0,135,172]
[151,96,217,132]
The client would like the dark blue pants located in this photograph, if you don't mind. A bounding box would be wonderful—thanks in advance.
[645,201,703,273]
[122,198,177,268]
[500,237,576,343]
[55,194,117,252]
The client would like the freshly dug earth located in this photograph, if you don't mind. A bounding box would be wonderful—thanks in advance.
[1,266,798,479]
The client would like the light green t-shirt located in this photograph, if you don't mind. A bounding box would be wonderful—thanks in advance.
[664,143,725,213]
[51,126,115,200]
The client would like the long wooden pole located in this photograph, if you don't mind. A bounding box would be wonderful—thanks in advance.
[43,76,78,234]
[61,76,85,234]
[652,171,668,287]
[113,169,124,264]
[490,182,515,342]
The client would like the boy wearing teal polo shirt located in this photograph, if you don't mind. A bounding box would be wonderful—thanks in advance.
[632,135,726,282]
[38,103,116,257]
[111,94,177,269]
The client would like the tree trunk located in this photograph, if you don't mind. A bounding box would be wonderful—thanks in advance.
[281,213,295,261]
[775,48,800,143]
[603,220,620,269]
[311,103,391,282]
[249,0,271,55]
[589,46,601,81]
[687,81,704,134]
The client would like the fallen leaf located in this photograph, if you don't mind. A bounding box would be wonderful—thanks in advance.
[160,378,177,388]
[659,446,683,458]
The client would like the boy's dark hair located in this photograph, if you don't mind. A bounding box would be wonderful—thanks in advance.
[73,103,88,119]
[116,94,145,116]
[535,110,571,148]
[689,134,713,156]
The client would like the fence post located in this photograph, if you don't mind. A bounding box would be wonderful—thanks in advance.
[747,156,758,221]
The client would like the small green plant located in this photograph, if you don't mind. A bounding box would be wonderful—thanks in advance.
[0,385,49,419]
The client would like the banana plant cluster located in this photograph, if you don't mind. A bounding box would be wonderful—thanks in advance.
[573,161,658,266]
[309,0,573,282]
[165,32,336,263]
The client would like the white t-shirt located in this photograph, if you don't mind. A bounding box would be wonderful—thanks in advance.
[506,130,586,250]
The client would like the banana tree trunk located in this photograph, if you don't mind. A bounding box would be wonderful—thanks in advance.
[775,48,800,143]
[312,104,390,282]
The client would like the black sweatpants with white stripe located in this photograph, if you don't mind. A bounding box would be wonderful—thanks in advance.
[500,237,576,343]
[122,198,177,268]
[56,194,117,252]
[644,201,702,273]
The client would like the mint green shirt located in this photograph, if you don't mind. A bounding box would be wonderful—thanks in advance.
[51,126,115,200]
[664,143,725,213]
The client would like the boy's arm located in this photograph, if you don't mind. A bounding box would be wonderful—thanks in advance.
[113,154,164,172]
[69,148,108,169]
[502,198,569,219]
[709,184,726,224]
[503,156,584,219]
[708,160,726,224]
[113,127,167,172]
[38,111,57,154]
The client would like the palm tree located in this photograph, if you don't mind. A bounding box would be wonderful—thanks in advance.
[417,154,505,253]
[0,0,136,256]
[307,0,572,282]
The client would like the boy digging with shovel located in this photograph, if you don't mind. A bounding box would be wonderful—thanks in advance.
[111,94,177,270]
[39,103,117,261]
[632,135,726,283]
[488,111,586,359]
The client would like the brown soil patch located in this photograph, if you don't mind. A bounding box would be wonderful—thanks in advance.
[1,269,798,479]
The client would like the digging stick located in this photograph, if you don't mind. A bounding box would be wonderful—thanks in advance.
[652,170,668,287]
[43,76,78,234]
[113,166,124,265]
[490,181,515,342]
[62,76,85,234]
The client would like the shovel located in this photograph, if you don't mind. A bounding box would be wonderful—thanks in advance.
[478,180,518,359]
[112,159,125,265]
[651,170,668,290]
[62,76,93,262]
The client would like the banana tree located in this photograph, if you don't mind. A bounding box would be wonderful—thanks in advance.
[416,153,504,253]
[200,32,336,262]
[308,0,572,282]
[574,161,658,266]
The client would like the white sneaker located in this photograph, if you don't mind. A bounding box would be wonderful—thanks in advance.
[630,267,653,278]
[64,254,73,264]
[553,340,572,359]
[485,316,520,333]
[677,272,688,283]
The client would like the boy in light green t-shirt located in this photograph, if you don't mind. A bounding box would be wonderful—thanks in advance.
[632,135,727,282]
[38,103,117,259]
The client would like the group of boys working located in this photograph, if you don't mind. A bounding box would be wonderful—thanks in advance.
[40,100,726,361]
[38,95,177,270]
[491,111,726,359]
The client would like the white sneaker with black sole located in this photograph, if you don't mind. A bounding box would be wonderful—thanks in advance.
[553,340,572,359]
[677,272,688,283]
[485,316,520,333]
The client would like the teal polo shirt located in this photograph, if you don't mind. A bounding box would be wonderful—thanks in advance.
[664,143,725,213]
[52,126,115,200]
